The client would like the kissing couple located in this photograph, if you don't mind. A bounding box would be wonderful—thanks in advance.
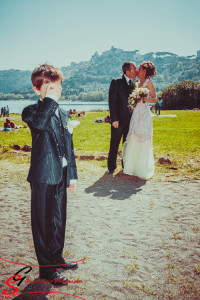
[107,61,157,180]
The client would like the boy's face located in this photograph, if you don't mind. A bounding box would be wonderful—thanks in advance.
[33,79,62,100]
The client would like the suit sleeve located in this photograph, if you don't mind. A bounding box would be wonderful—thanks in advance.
[22,98,59,131]
[109,79,119,123]
[69,137,78,181]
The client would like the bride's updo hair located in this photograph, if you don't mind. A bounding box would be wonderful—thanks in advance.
[139,61,156,78]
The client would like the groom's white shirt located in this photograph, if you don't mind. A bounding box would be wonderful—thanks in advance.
[124,74,134,84]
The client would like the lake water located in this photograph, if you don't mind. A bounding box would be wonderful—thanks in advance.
[0,100,109,114]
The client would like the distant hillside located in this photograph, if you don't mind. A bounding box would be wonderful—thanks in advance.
[0,69,31,94]
[0,47,200,101]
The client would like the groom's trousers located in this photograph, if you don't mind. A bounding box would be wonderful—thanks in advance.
[30,167,67,276]
[108,125,129,172]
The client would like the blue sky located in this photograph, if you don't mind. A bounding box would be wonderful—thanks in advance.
[0,0,200,70]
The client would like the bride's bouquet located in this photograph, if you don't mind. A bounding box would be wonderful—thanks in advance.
[128,83,149,112]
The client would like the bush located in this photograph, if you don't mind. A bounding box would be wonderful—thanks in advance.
[161,80,200,110]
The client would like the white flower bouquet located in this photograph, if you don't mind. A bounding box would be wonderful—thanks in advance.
[128,83,149,112]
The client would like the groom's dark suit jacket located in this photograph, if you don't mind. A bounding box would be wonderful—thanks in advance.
[22,97,77,187]
[109,75,132,127]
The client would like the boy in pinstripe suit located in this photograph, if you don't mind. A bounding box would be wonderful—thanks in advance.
[22,64,78,285]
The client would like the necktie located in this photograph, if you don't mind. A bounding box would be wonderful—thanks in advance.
[129,79,133,90]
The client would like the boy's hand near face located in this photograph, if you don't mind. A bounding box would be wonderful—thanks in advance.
[32,80,62,101]
[45,80,62,101]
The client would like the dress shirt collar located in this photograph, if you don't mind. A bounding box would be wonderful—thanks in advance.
[124,74,134,84]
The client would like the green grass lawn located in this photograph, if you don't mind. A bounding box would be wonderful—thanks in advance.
[73,110,200,158]
[0,110,200,176]
[153,110,200,157]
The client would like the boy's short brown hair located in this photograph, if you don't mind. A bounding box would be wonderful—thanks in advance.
[31,64,63,89]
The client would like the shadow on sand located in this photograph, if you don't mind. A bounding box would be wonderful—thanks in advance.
[85,171,146,200]
[12,279,51,299]
[11,278,80,299]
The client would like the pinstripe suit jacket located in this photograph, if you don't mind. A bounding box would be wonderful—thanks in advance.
[22,97,78,186]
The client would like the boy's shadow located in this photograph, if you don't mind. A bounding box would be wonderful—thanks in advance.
[12,279,51,299]
[85,171,146,200]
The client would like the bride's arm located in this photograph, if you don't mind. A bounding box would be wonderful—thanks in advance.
[147,81,156,98]
[144,80,157,103]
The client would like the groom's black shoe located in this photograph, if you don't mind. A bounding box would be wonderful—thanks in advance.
[107,169,114,174]
[58,259,78,270]
[40,271,68,286]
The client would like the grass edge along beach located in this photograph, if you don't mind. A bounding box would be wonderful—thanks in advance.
[0,110,200,181]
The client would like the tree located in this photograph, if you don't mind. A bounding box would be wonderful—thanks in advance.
[161,80,200,109]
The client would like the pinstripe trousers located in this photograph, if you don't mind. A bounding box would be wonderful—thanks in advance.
[30,167,67,276]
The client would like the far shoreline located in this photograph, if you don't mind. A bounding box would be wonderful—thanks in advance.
[0,99,108,102]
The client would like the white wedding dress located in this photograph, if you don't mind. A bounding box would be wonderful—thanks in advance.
[122,79,154,180]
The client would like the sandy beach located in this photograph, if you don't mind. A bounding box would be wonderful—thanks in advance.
[0,155,200,300]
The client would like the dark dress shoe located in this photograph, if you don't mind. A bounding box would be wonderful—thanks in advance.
[58,259,78,270]
[40,271,68,286]
[107,169,114,174]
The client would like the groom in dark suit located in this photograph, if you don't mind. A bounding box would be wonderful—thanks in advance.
[107,62,137,173]
[22,64,78,285]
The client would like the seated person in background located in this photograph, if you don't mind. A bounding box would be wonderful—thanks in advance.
[10,121,17,129]
[76,111,85,117]
[4,118,23,130]
[4,118,11,129]
[95,118,104,123]
[104,115,110,123]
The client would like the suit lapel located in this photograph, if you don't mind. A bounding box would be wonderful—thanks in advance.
[59,108,71,159]
[59,108,70,128]
[122,75,130,98]
[122,75,128,88]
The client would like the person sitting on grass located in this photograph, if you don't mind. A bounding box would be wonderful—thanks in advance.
[4,118,11,129]
[76,111,85,117]
[4,118,24,130]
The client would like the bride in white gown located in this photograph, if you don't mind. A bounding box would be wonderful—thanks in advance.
[122,62,157,180]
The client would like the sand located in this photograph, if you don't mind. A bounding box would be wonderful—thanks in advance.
[0,158,200,300]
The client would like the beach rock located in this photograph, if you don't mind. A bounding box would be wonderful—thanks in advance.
[79,155,95,160]
[9,150,20,155]
[96,155,107,161]
[158,157,172,164]
[13,144,21,150]
[22,144,32,152]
